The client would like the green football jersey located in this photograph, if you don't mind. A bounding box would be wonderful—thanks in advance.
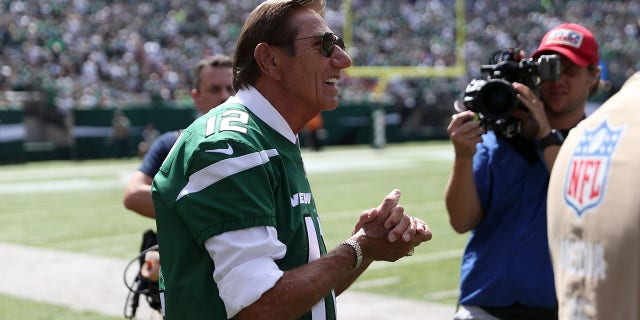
[152,93,335,319]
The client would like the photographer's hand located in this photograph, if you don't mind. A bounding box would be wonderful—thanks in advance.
[512,82,561,170]
[447,110,485,158]
[513,82,550,139]
[446,110,485,233]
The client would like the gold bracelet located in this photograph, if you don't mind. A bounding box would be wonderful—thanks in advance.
[340,239,362,270]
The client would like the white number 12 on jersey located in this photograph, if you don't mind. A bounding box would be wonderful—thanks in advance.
[205,110,250,137]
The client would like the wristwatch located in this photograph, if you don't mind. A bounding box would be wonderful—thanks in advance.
[537,129,564,150]
[340,239,363,270]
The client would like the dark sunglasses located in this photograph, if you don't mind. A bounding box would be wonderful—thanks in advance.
[295,32,345,58]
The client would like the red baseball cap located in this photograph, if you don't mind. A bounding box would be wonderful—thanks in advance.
[532,23,599,67]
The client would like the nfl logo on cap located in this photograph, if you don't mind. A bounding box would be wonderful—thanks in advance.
[545,28,583,49]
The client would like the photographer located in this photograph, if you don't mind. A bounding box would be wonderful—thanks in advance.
[445,23,601,320]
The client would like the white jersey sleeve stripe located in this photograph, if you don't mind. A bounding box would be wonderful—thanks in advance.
[306,216,328,319]
[177,149,279,201]
[205,226,286,318]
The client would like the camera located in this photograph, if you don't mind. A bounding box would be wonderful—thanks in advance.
[456,48,561,138]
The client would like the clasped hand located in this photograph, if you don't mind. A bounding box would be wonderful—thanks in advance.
[350,189,432,262]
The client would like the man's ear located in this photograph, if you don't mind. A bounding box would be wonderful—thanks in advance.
[254,43,281,80]
[593,67,602,84]
[590,67,602,90]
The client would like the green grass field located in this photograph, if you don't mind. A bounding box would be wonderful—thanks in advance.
[0,141,467,317]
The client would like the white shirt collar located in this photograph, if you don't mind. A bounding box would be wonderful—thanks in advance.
[228,86,297,144]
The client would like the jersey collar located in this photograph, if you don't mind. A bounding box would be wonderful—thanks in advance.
[231,86,297,144]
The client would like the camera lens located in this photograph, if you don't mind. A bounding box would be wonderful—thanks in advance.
[477,79,518,118]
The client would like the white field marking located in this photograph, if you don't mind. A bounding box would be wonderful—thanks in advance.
[367,249,463,270]
[0,162,139,182]
[0,178,128,194]
[424,290,460,300]
[302,144,453,174]
[301,143,453,162]
[352,276,401,289]
[0,144,453,194]
[0,242,161,319]
[304,158,415,174]
[352,279,460,302]
[0,143,452,181]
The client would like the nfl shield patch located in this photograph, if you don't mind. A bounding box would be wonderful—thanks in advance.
[563,120,624,217]
[546,28,584,49]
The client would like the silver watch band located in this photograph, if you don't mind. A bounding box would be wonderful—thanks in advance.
[340,238,363,270]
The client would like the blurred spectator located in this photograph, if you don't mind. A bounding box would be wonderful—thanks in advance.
[0,0,637,134]
[302,113,325,151]
[109,109,131,158]
[137,123,160,158]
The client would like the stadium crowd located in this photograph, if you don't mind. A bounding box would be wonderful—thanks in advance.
[0,0,638,127]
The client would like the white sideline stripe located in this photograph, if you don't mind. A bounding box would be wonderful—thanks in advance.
[352,276,401,289]
[0,144,454,194]
[352,277,460,300]
[0,242,161,319]
[0,179,126,194]
[368,249,463,270]
[353,278,459,301]
[424,290,460,300]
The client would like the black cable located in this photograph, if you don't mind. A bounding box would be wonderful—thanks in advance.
[124,275,141,319]
[123,244,160,318]
[122,247,156,294]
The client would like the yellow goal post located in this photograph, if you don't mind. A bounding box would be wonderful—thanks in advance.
[341,0,466,98]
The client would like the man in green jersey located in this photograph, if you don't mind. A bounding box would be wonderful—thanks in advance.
[152,1,433,319]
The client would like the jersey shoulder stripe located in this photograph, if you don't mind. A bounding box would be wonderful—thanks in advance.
[176,149,279,201]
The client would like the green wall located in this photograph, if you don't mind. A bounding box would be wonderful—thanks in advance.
[0,102,445,163]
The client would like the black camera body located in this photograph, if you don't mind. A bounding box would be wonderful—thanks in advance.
[459,49,561,138]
